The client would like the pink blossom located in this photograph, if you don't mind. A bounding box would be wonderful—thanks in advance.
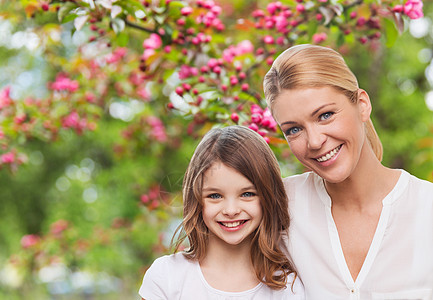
[248,123,259,132]
[142,33,162,49]
[356,17,366,26]
[263,35,274,44]
[50,74,79,92]
[403,0,423,19]
[237,40,254,54]
[207,58,219,68]
[267,2,278,15]
[230,113,239,123]
[142,49,156,60]
[296,4,305,13]
[0,129,4,139]
[14,114,26,124]
[137,87,151,101]
[312,32,327,44]
[211,5,222,16]
[350,12,357,19]
[274,15,288,32]
[21,234,40,249]
[1,152,15,164]
[51,219,68,236]
[180,6,193,16]
[252,9,265,18]
[62,111,87,134]
[0,86,13,109]
[251,104,263,115]
[141,194,150,204]
[241,83,249,91]
[106,47,127,63]
[262,108,277,131]
[147,116,167,142]
[251,113,262,124]
[393,5,404,13]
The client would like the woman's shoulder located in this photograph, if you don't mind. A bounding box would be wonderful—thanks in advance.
[284,272,305,299]
[283,171,316,184]
[282,171,319,194]
[403,170,433,196]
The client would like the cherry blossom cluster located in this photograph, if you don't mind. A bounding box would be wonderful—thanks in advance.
[140,185,167,210]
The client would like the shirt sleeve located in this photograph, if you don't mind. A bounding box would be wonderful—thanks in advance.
[138,257,169,300]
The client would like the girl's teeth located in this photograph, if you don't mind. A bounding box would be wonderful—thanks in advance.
[317,145,341,162]
[221,221,241,227]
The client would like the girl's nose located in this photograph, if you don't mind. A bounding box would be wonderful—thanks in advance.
[222,199,241,217]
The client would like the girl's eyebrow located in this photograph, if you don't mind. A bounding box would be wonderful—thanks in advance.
[202,185,256,192]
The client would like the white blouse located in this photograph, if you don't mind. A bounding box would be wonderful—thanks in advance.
[139,252,305,299]
[283,170,433,300]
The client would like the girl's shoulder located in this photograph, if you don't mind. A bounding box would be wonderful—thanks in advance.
[147,252,196,273]
[138,252,198,299]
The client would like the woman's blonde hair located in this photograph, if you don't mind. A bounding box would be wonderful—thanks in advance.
[173,125,296,290]
[263,44,383,161]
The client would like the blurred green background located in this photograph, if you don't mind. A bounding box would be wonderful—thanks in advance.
[0,0,432,298]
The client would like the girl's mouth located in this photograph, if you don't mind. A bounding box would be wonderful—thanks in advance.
[218,220,247,228]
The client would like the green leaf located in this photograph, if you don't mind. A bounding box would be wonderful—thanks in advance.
[115,32,129,47]
[62,13,78,24]
[111,18,126,34]
[307,21,318,40]
[58,2,78,22]
[336,32,345,48]
[384,18,398,48]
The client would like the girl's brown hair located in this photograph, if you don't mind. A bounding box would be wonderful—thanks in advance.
[173,125,295,290]
[263,44,383,161]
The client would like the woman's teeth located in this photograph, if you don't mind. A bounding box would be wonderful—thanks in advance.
[316,145,341,162]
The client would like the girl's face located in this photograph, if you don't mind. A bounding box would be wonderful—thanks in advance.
[273,87,371,184]
[201,162,262,247]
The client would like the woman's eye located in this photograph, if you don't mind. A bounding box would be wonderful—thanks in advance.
[242,192,256,197]
[285,127,301,136]
[207,193,222,199]
[319,112,334,121]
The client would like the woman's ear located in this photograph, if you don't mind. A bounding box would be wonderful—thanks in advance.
[357,89,372,122]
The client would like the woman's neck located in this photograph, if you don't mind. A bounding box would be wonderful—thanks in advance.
[324,143,401,211]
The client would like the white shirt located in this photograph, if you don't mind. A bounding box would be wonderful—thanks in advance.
[139,252,305,300]
[284,170,433,300]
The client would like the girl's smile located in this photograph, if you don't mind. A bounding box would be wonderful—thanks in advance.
[202,162,262,246]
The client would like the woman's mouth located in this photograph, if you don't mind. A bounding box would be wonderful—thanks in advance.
[316,145,342,162]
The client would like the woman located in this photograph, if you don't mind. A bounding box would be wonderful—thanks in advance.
[264,44,433,299]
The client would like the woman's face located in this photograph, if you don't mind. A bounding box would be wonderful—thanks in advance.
[272,87,371,183]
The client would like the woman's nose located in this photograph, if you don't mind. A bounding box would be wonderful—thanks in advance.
[307,126,326,150]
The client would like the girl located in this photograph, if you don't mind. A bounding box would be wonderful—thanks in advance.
[264,44,433,299]
[138,125,304,299]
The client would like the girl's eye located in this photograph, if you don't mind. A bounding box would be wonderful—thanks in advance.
[207,193,222,199]
[285,127,301,136]
[241,192,256,197]
[319,112,334,121]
